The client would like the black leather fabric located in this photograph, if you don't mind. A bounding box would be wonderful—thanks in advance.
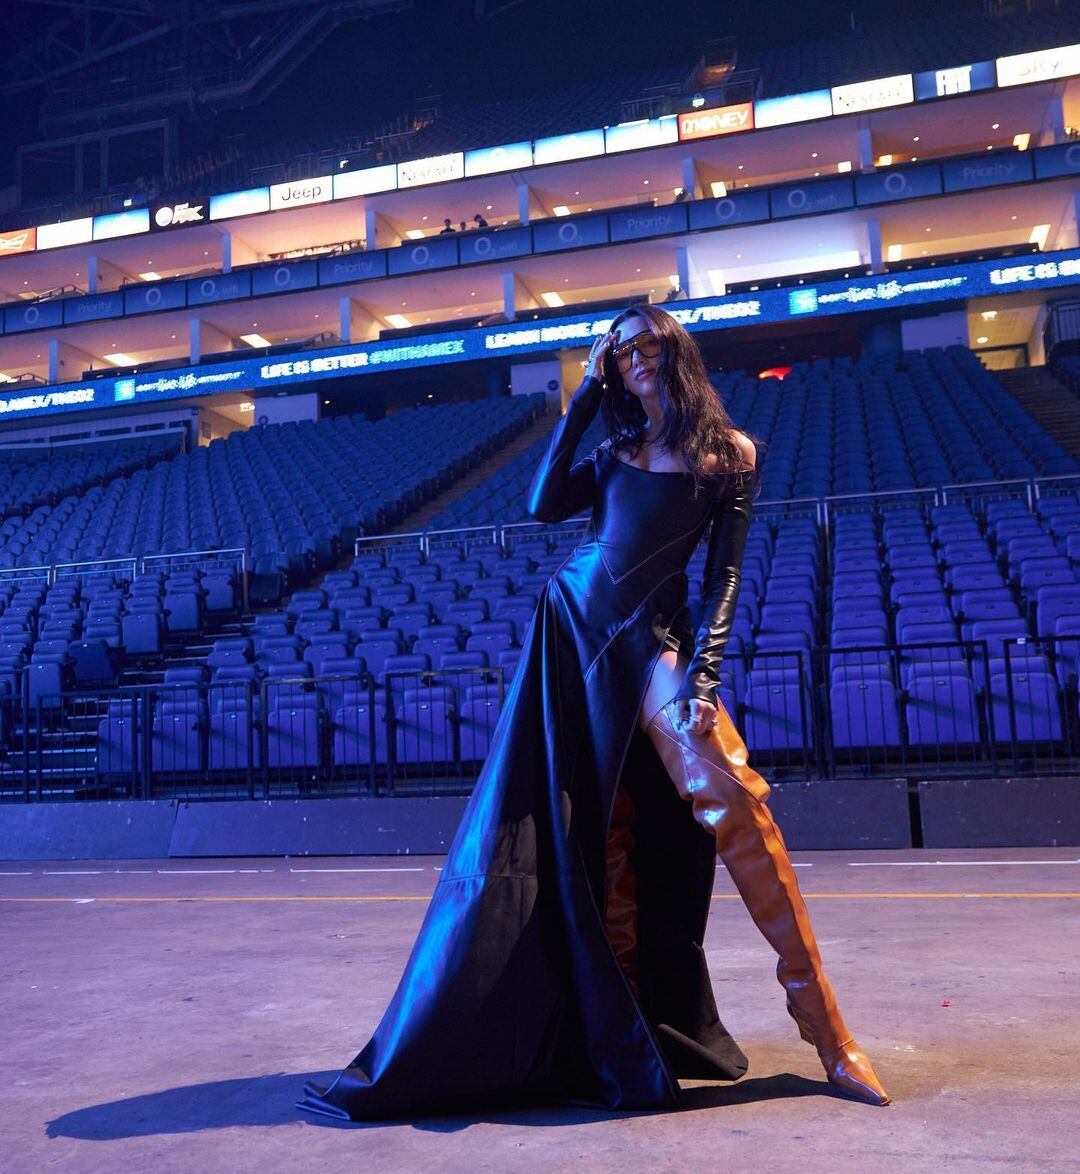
[672,465,758,707]
[296,375,750,1122]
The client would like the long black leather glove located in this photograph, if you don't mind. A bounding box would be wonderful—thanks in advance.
[526,375,605,524]
[674,465,758,708]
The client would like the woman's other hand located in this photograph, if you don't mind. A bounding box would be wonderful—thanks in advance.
[584,331,614,383]
[674,696,718,736]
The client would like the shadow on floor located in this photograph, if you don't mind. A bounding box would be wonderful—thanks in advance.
[46,1070,834,1140]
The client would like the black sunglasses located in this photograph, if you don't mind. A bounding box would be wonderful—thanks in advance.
[610,329,663,372]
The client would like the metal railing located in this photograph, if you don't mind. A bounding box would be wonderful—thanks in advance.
[142,548,248,610]
[0,547,247,597]
[1,636,1075,804]
[1,665,508,803]
[353,473,1077,566]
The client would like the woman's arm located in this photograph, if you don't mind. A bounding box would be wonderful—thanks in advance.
[674,461,758,708]
[525,374,605,524]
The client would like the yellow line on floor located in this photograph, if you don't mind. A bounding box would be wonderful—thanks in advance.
[2,892,1080,903]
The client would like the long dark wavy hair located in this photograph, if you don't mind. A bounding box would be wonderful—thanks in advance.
[599,304,760,496]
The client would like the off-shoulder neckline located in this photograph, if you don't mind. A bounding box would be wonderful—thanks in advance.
[603,446,754,479]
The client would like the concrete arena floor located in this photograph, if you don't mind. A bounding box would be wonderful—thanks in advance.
[2,848,1079,1174]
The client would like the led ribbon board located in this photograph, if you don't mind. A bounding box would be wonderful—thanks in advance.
[3,248,1079,421]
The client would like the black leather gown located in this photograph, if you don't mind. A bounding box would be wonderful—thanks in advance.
[297,375,756,1121]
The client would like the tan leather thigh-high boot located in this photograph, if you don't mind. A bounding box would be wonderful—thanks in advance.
[637,650,890,1106]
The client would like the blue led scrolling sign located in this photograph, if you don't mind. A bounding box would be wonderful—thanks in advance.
[2,248,1079,421]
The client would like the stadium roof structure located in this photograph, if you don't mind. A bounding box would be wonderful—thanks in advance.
[2,0,1079,219]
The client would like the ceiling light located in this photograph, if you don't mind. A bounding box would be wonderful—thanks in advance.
[240,333,272,347]
[104,352,136,365]
[405,229,425,239]
[876,154,893,166]
[1013,132,1030,150]
[139,272,161,281]
[239,402,255,413]
[668,274,679,286]
[710,180,727,198]
[385,314,412,329]
[540,291,565,307]
[553,205,571,216]
[1029,223,1051,249]
[992,122,1000,130]
[886,244,902,262]
[976,336,989,344]
[811,152,818,158]
[913,135,920,142]
[837,160,852,172]
[981,309,998,320]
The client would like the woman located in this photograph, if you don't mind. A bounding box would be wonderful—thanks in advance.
[297,305,889,1122]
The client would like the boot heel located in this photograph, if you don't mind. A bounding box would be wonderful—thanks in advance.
[786,1000,815,1046]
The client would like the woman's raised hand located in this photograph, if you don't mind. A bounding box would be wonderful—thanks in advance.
[585,331,614,383]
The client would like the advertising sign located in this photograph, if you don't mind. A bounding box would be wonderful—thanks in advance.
[769,176,855,219]
[209,188,271,221]
[942,151,1034,192]
[269,176,333,210]
[464,142,533,176]
[754,90,832,128]
[533,129,605,165]
[678,102,754,141]
[914,61,995,99]
[604,117,678,153]
[996,43,1080,87]
[333,164,397,199]
[151,199,208,230]
[92,209,150,241]
[36,217,93,250]
[6,248,1080,421]
[830,74,914,115]
[0,227,36,258]
[855,162,943,205]
[397,153,465,188]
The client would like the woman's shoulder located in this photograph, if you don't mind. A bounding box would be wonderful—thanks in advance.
[702,429,757,475]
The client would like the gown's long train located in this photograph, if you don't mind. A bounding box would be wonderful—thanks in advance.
[297,375,754,1120]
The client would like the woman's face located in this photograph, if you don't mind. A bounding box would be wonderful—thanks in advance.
[612,314,661,400]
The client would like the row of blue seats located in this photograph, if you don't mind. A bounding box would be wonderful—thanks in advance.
[95,682,505,775]
[89,657,1074,774]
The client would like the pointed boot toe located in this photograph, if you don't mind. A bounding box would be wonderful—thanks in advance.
[824,1040,891,1106]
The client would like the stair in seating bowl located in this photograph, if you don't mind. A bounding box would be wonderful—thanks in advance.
[995,365,1080,461]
